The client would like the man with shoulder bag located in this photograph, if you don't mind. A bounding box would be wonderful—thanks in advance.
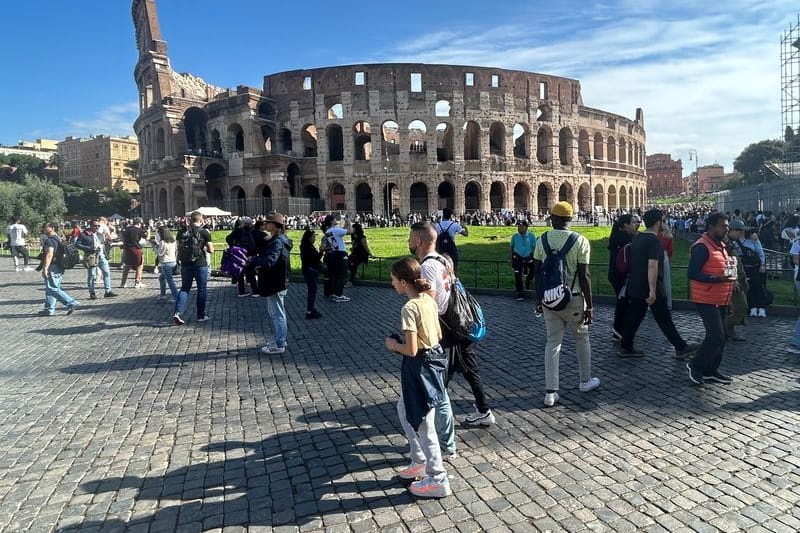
[75,219,118,300]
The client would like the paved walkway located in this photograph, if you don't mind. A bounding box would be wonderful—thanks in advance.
[0,261,799,533]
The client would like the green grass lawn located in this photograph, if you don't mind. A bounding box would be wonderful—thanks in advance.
[95,224,798,306]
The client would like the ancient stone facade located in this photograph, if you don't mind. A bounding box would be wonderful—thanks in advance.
[132,0,648,218]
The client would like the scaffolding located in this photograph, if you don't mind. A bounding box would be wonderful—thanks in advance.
[781,15,800,178]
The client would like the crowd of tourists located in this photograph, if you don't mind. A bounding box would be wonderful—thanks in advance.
[6,196,800,499]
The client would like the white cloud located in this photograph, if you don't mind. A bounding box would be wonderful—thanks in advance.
[370,0,797,173]
[64,102,139,139]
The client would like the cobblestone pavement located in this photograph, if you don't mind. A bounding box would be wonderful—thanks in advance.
[1,261,799,533]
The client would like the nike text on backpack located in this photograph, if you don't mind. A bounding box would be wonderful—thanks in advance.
[179,226,206,264]
[614,243,631,275]
[422,256,486,342]
[435,222,457,259]
[537,232,579,311]
[220,246,249,278]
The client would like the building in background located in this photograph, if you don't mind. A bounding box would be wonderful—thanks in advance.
[646,153,683,197]
[57,135,140,192]
[697,164,725,193]
[0,139,59,161]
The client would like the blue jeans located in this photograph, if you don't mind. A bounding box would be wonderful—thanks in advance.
[265,289,288,347]
[159,262,178,299]
[87,254,112,294]
[175,265,208,318]
[45,265,77,313]
[433,389,456,454]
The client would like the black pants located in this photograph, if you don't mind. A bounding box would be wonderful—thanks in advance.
[512,254,534,293]
[441,327,490,413]
[621,294,687,352]
[236,264,258,295]
[324,252,347,297]
[610,277,630,335]
[691,303,728,375]
[302,268,318,312]
[349,255,367,283]
[745,266,767,308]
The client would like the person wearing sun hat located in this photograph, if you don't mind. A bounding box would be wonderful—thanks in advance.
[251,212,293,354]
[532,201,600,408]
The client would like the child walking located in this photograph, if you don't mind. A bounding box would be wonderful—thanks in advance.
[384,257,451,498]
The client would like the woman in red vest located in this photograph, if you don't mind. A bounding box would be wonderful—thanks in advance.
[686,213,737,385]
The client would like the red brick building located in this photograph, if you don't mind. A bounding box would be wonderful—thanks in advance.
[697,164,725,193]
[646,153,683,197]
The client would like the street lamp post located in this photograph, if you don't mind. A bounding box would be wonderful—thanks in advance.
[383,145,390,217]
[583,157,597,225]
[688,148,699,204]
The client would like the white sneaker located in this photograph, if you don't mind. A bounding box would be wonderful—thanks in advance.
[543,392,559,407]
[463,408,496,426]
[261,344,285,354]
[23,266,35,272]
[134,282,146,289]
[579,377,601,392]
[749,308,758,317]
[758,308,767,318]
[15,267,21,272]
[196,315,211,322]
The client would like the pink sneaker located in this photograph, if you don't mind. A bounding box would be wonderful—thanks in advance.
[397,462,426,480]
[409,475,451,498]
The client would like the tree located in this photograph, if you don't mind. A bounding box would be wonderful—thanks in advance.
[0,174,66,233]
[123,159,139,181]
[732,140,785,183]
[0,153,47,181]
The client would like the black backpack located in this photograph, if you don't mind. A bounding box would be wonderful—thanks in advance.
[435,221,457,258]
[178,226,206,264]
[54,240,80,269]
[537,232,579,311]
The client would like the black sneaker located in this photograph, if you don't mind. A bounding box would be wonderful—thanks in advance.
[704,370,732,385]
[104,291,118,298]
[305,310,322,320]
[617,348,645,358]
[89,292,97,300]
[516,292,524,301]
[686,363,703,385]
[675,343,699,359]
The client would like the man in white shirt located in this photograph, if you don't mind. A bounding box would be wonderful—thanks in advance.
[321,214,353,302]
[434,208,468,269]
[6,218,33,271]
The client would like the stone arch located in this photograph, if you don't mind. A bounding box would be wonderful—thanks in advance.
[327,103,343,120]
[408,120,427,153]
[383,182,399,214]
[329,182,346,211]
[537,183,553,214]
[513,124,529,158]
[513,182,530,210]
[536,126,552,164]
[280,128,292,154]
[464,181,481,212]
[287,163,300,196]
[438,181,455,211]
[255,184,273,214]
[205,163,225,180]
[490,181,505,210]
[619,139,627,164]
[435,99,451,117]
[158,188,167,216]
[594,184,604,210]
[353,121,371,160]
[183,107,208,152]
[230,185,246,216]
[155,127,165,159]
[606,117,616,129]
[228,122,244,153]
[261,125,274,154]
[327,124,344,161]
[257,101,276,120]
[558,182,573,203]
[381,120,400,157]
[558,127,573,165]
[301,124,318,157]
[607,136,617,162]
[577,183,590,212]
[536,104,552,122]
[608,184,617,209]
[619,185,628,209]
[594,132,604,160]
[304,185,320,199]
[355,182,373,213]
[628,187,634,209]
[436,122,454,161]
[463,121,481,160]
[211,129,222,154]
[172,185,184,216]
[578,130,590,160]
[410,182,428,214]
[489,122,505,156]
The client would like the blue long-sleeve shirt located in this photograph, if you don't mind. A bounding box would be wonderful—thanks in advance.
[739,238,765,264]
[688,242,722,283]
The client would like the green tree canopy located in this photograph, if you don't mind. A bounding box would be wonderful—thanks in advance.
[0,154,47,181]
[732,140,785,183]
[0,174,66,233]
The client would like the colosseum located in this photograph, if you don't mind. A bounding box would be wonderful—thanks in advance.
[132,0,647,219]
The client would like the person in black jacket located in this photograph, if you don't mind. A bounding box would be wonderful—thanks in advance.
[226,217,258,297]
[300,229,323,319]
[607,214,639,341]
[347,223,372,285]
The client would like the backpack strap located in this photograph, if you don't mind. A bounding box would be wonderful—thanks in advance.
[541,232,552,255]
[558,232,579,260]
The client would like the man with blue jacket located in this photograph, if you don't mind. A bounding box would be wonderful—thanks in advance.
[510,220,536,300]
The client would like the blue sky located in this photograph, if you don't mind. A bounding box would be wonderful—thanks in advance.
[1,0,797,173]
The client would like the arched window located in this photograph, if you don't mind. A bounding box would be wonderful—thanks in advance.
[327,124,343,161]
[436,123,454,162]
[607,136,617,162]
[536,127,552,164]
[435,100,451,117]
[327,103,344,120]
[513,124,529,158]
[489,122,505,156]
[228,123,244,153]
[578,130,590,160]
[353,121,371,160]
[593,132,604,160]
[463,121,481,160]
[408,120,427,153]
[558,127,573,165]
[301,124,318,157]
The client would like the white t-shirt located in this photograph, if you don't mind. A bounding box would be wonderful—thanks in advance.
[6,223,28,246]
[436,220,463,239]
[419,252,452,315]
[790,239,800,256]
[325,226,349,252]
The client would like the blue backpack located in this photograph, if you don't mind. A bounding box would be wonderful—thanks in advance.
[537,232,579,311]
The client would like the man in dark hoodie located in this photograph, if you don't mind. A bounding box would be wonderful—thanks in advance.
[252,212,293,354]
